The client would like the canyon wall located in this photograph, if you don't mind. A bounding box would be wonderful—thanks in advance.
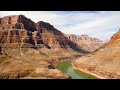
[72,30,120,79]
[65,34,104,52]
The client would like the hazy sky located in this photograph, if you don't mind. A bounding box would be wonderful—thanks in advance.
[0,11,120,41]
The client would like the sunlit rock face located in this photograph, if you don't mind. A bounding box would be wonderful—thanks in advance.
[72,30,120,79]
[65,34,104,52]
[0,15,74,79]
[0,15,84,50]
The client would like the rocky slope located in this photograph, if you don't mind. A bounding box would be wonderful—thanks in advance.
[65,34,104,52]
[72,30,120,79]
[0,54,70,79]
[0,15,86,65]
[0,14,83,79]
[0,15,88,54]
[0,14,104,79]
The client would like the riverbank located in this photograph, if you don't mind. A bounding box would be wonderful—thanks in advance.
[50,55,82,68]
[72,61,120,79]
[58,60,97,79]
[71,63,104,79]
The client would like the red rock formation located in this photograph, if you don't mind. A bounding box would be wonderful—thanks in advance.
[36,21,55,31]
[35,21,68,48]
[0,14,92,56]
[65,34,104,52]
[106,30,120,46]
[0,15,36,32]
[72,29,120,79]
[0,14,82,79]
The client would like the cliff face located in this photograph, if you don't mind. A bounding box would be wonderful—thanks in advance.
[0,14,105,79]
[0,14,81,79]
[65,34,104,52]
[72,30,120,79]
[0,15,77,49]
[0,15,103,53]
[0,15,36,31]
[0,15,41,48]
[106,30,120,47]
[35,21,66,48]
[0,30,36,48]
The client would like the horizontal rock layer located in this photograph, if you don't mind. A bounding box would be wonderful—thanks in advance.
[65,34,104,52]
[72,30,120,79]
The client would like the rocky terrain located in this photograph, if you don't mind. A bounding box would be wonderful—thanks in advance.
[0,54,71,79]
[0,15,83,79]
[65,34,104,52]
[0,15,88,54]
[0,14,103,79]
[72,30,120,79]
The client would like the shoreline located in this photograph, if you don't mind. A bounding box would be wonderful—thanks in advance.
[71,63,106,79]
[52,55,82,68]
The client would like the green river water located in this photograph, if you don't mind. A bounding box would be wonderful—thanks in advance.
[58,60,97,79]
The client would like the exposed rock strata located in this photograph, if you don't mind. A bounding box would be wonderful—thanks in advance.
[0,15,82,79]
[72,30,120,79]
[0,14,104,79]
[65,34,104,52]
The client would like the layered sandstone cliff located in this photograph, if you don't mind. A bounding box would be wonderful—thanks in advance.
[0,14,104,79]
[0,15,81,79]
[65,34,104,52]
[72,30,120,79]
[0,15,36,31]
[0,15,86,53]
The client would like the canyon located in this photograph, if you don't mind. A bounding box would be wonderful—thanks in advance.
[65,34,104,52]
[72,29,120,79]
[0,15,104,79]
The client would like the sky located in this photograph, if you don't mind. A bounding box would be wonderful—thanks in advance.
[0,11,120,41]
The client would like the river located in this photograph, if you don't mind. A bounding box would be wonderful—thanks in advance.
[58,60,97,79]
